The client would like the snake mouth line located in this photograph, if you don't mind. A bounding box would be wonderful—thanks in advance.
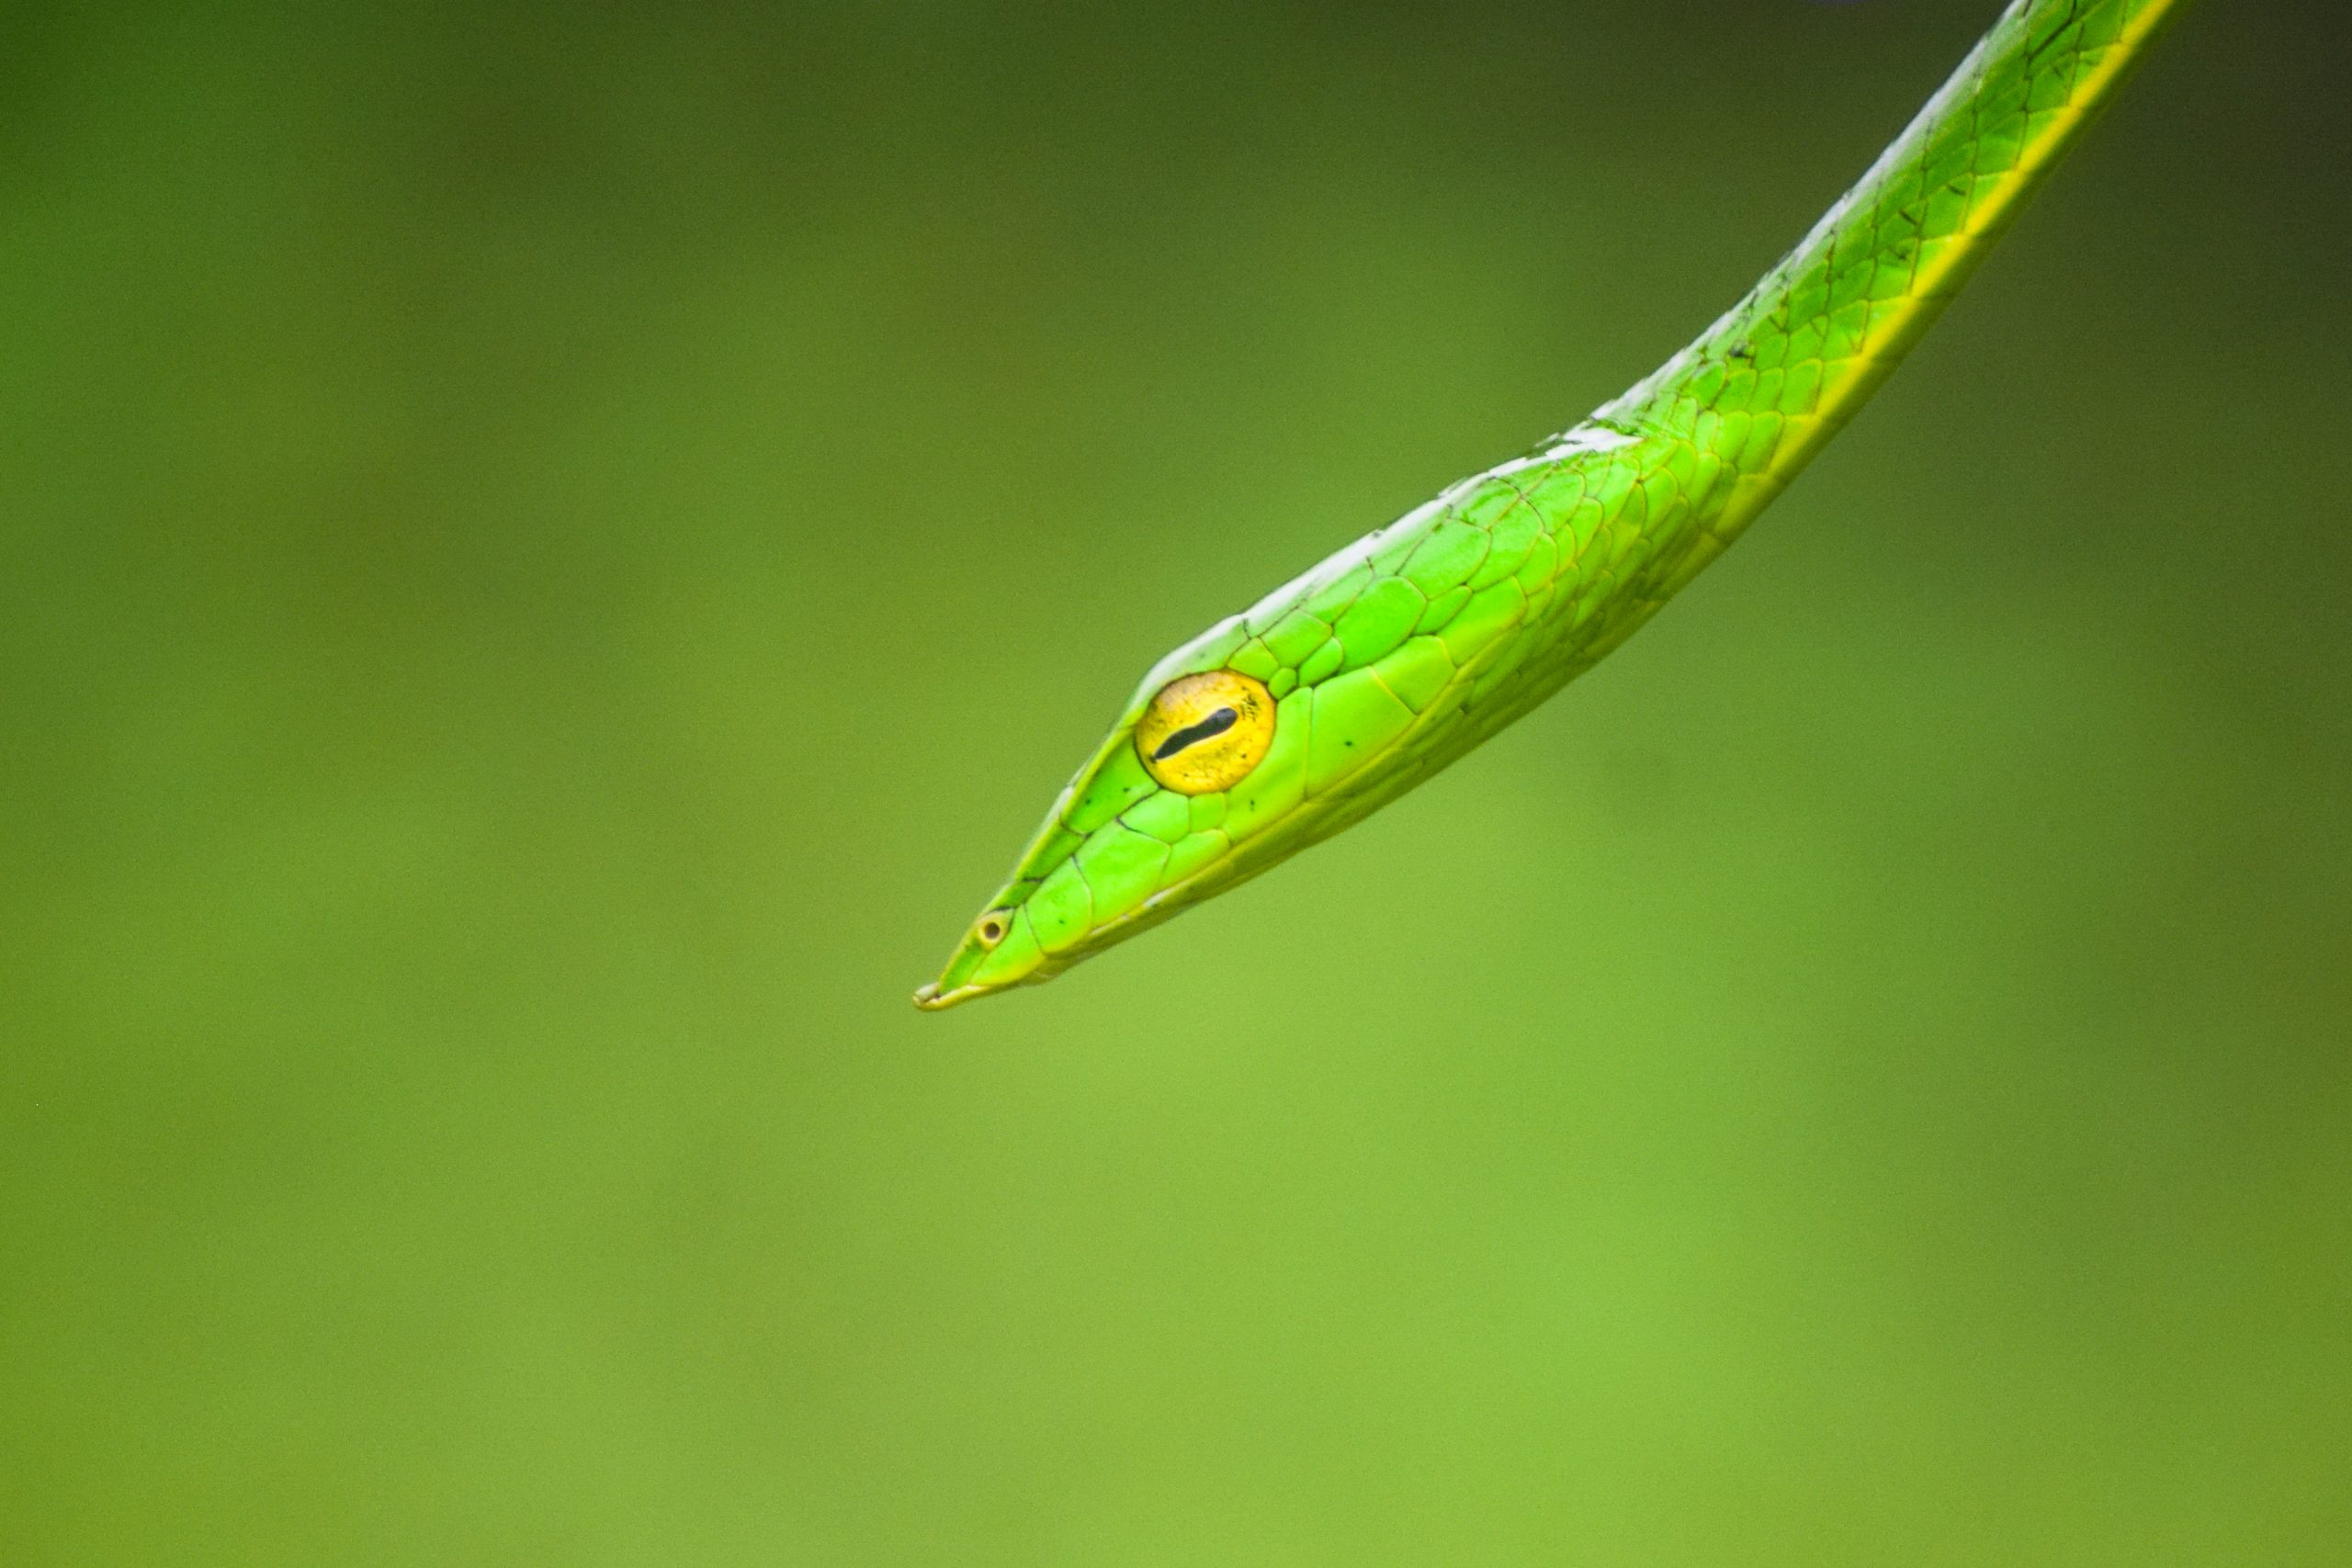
[913,733,1433,1012]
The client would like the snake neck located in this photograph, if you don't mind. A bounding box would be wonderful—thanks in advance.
[1598,0,2188,556]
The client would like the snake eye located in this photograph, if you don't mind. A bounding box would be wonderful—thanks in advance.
[975,912,1012,948]
[1135,670,1276,794]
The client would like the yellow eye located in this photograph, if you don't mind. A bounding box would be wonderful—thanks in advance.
[1135,670,1276,795]
[974,912,1012,948]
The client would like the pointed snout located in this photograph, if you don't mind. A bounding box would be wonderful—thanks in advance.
[910,978,991,1011]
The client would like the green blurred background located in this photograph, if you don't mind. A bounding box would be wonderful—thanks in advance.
[6,1,2347,1562]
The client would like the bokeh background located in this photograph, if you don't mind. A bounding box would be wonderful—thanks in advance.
[6,1,2347,1562]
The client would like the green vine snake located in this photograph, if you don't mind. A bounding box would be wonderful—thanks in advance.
[917,0,2187,1010]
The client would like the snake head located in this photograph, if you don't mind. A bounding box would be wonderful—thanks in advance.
[914,495,1490,1011]
[912,612,1301,1010]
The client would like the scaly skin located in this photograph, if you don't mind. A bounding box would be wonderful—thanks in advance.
[918,0,2187,1010]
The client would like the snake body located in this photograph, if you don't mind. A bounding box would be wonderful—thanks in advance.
[919,0,2187,1010]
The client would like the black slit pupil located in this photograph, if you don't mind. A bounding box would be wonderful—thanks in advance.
[1151,705,1238,761]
